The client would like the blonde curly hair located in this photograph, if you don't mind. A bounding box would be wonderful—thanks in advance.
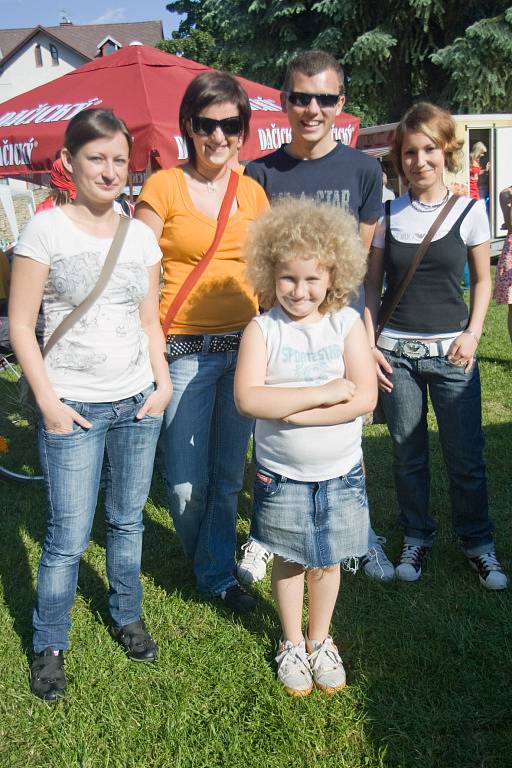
[244,197,367,312]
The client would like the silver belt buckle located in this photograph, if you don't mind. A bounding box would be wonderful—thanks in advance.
[398,340,430,360]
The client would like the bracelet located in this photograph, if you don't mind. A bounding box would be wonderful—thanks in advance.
[463,329,480,343]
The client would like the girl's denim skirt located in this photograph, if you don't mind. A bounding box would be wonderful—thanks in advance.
[250,461,369,568]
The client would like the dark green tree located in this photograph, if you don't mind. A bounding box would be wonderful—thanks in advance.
[160,0,512,123]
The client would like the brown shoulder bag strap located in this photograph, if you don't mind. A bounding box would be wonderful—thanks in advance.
[42,214,130,358]
[161,170,239,337]
[375,194,458,341]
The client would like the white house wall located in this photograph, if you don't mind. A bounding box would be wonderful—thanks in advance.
[0,32,86,104]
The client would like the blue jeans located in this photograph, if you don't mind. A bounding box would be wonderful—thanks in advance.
[163,347,253,595]
[379,352,494,553]
[33,385,162,653]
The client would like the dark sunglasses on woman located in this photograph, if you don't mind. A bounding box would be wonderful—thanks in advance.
[191,116,243,137]
[286,92,341,108]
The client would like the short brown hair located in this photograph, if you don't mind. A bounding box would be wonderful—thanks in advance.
[244,197,366,312]
[64,108,132,156]
[390,102,463,177]
[282,50,344,95]
[179,71,251,164]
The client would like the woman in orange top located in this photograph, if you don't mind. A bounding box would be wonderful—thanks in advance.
[136,72,268,612]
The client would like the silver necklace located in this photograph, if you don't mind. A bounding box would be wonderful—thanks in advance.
[409,189,449,212]
[193,167,228,193]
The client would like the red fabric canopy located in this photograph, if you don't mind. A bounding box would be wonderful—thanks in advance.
[0,45,359,181]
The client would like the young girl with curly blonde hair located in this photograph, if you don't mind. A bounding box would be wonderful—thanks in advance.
[234,198,377,696]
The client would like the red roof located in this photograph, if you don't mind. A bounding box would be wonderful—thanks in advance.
[0,21,163,65]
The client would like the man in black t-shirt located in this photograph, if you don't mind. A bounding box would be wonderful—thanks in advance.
[245,50,382,257]
[239,51,394,584]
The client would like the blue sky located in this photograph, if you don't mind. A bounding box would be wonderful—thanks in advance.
[2,0,181,39]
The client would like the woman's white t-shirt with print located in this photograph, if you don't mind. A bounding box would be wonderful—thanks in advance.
[253,304,362,482]
[15,207,162,402]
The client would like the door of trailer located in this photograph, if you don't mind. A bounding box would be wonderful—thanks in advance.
[494,127,512,238]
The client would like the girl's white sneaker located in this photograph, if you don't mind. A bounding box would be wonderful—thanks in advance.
[306,634,346,693]
[275,638,313,697]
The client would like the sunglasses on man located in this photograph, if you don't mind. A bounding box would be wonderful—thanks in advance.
[190,116,243,137]
[286,92,341,108]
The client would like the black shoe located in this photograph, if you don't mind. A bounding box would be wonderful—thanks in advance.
[30,648,66,702]
[109,618,158,662]
[218,584,256,614]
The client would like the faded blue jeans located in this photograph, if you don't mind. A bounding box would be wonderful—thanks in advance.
[33,385,162,653]
[163,346,253,595]
[378,352,494,554]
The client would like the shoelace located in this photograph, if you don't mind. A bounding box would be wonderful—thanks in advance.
[308,639,342,674]
[276,643,310,674]
[364,536,389,577]
[472,552,503,575]
[241,541,270,565]
[399,544,426,569]
[341,556,359,575]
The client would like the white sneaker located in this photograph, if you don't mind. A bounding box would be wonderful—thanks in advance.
[275,639,312,697]
[361,536,395,581]
[306,634,346,694]
[467,551,508,591]
[395,543,428,582]
[237,539,273,584]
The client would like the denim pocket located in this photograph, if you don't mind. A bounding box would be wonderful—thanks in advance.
[42,399,88,437]
[253,466,284,497]
[442,355,475,373]
[342,462,365,488]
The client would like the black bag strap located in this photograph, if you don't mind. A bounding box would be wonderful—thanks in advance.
[376,194,458,341]
[43,215,130,358]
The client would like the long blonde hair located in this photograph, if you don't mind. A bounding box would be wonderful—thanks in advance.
[470,141,487,165]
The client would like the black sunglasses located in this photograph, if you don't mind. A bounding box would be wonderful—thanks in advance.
[286,92,341,108]
[190,115,243,136]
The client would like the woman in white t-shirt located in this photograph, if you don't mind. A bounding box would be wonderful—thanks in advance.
[9,109,172,702]
[365,102,506,591]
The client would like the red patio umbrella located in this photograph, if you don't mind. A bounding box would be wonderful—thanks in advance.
[0,45,359,183]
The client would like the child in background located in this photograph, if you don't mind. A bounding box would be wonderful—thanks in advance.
[234,198,377,696]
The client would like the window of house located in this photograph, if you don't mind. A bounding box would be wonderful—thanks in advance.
[34,44,43,67]
[102,42,118,55]
[49,44,59,66]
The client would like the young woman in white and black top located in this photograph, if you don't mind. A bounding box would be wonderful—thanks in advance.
[364,102,507,590]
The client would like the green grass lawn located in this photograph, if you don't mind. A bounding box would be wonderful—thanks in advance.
[1,296,511,768]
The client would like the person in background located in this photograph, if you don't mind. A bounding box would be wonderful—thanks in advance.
[494,185,512,342]
[235,198,376,696]
[35,157,76,212]
[0,247,10,316]
[365,102,507,590]
[463,142,487,289]
[135,72,269,614]
[469,142,488,201]
[382,171,395,202]
[9,108,172,702]
[244,49,393,583]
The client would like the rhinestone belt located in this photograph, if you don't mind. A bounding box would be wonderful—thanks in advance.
[166,332,242,357]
